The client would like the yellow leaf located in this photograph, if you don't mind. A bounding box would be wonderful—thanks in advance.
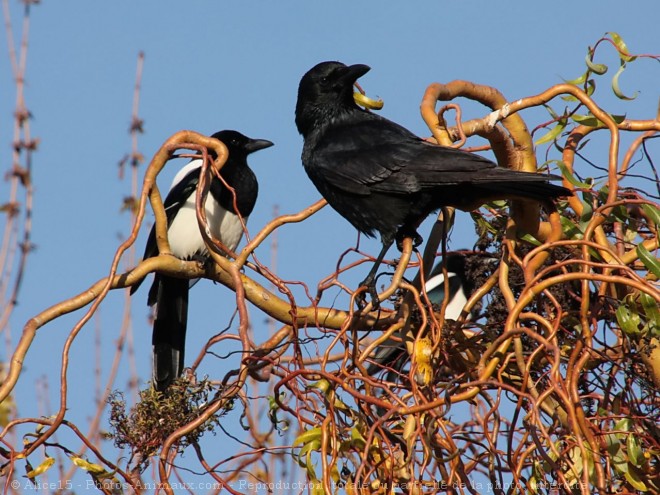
[606,32,637,62]
[624,467,648,491]
[403,415,417,440]
[293,427,323,446]
[70,456,107,475]
[413,337,433,386]
[25,456,55,478]
[353,91,384,110]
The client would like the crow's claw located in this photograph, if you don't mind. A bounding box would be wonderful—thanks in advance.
[356,276,380,310]
[368,284,380,310]
[355,291,367,310]
[395,230,423,251]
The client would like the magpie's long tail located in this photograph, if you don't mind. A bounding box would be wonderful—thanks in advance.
[366,280,448,377]
[366,338,407,377]
[152,275,188,391]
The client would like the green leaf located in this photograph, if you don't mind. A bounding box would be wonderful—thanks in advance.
[298,439,321,459]
[561,215,583,240]
[576,137,591,151]
[267,393,289,431]
[614,418,632,433]
[614,456,629,474]
[471,213,499,236]
[563,70,589,86]
[561,79,595,102]
[607,204,628,224]
[605,433,622,455]
[585,78,596,96]
[297,439,321,479]
[640,292,660,322]
[624,467,649,491]
[585,49,608,75]
[637,244,660,279]
[611,61,639,101]
[543,103,560,120]
[606,32,637,63]
[564,445,584,483]
[309,379,330,394]
[304,454,319,481]
[310,479,325,495]
[627,433,644,467]
[641,203,660,231]
[571,114,600,127]
[528,473,539,494]
[519,233,542,246]
[267,395,280,413]
[640,292,660,338]
[580,190,594,221]
[616,305,639,336]
[552,159,592,188]
[571,113,626,127]
[535,120,567,145]
[561,93,580,102]
[611,113,626,124]
[350,426,367,450]
[293,427,323,447]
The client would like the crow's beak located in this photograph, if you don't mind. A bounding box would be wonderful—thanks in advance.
[245,138,274,153]
[341,64,371,84]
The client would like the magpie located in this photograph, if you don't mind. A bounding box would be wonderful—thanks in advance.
[295,61,571,305]
[131,130,273,391]
[366,253,475,377]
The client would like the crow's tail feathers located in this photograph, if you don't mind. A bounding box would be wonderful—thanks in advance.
[480,179,572,204]
[152,275,189,392]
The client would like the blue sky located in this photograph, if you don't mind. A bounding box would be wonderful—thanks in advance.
[1,0,658,490]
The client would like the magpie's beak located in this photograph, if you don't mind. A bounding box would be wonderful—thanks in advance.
[339,64,371,85]
[245,138,274,153]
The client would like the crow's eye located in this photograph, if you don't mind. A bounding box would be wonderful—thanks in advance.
[231,139,239,146]
[319,76,329,86]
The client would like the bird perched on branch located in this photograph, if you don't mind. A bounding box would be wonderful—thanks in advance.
[366,253,476,379]
[295,61,571,306]
[131,130,273,391]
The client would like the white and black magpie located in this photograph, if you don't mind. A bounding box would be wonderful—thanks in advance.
[366,253,475,377]
[131,130,273,391]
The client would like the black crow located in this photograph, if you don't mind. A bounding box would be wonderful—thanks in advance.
[366,253,475,377]
[131,130,273,391]
[295,61,570,305]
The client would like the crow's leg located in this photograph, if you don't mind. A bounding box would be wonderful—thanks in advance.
[356,240,393,309]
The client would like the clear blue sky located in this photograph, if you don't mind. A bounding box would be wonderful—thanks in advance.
[1,0,658,490]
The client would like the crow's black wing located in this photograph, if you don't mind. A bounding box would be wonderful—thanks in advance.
[310,113,570,205]
[308,114,500,196]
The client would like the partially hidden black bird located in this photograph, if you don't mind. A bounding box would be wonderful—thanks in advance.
[295,61,571,304]
[366,253,475,377]
[131,130,273,391]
